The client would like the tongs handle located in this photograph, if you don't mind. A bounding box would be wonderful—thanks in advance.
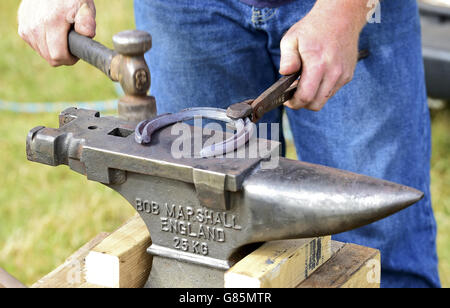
[250,71,300,122]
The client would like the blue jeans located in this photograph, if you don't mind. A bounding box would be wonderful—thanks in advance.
[134,0,440,288]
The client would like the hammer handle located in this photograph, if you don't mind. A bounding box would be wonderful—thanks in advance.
[68,30,117,80]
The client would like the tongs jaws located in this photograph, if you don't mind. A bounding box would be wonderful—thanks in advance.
[227,72,300,123]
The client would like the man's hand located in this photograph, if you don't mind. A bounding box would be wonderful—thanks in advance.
[280,0,368,111]
[18,0,96,67]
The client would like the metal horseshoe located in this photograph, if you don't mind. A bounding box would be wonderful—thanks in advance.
[135,107,255,158]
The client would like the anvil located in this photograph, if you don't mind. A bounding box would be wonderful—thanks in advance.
[26,107,423,287]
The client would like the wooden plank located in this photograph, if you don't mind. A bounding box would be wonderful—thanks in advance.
[224,236,331,288]
[0,268,27,288]
[31,232,110,288]
[33,213,380,288]
[298,242,380,288]
[84,215,152,288]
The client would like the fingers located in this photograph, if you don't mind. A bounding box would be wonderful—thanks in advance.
[19,19,54,66]
[74,3,96,38]
[302,65,342,111]
[280,29,335,111]
[18,0,96,67]
[279,34,302,75]
[285,56,355,111]
[284,54,325,110]
[38,30,52,64]
[46,22,78,66]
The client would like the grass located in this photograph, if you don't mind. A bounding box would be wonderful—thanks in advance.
[0,0,449,287]
[0,1,132,102]
[430,109,450,285]
[0,0,136,285]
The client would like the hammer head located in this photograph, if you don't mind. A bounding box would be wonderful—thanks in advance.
[113,30,152,56]
[110,30,156,123]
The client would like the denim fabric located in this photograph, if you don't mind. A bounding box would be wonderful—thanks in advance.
[239,0,294,8]
[134,0,441,287]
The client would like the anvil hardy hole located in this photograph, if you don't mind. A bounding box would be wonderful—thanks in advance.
[88,126,98,130]
[108,127,134,138]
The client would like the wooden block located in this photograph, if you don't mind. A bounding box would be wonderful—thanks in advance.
[0,268,26,288]
[224,236,331,288]
[33,213,380,289]
[85,215,152,288]
[298,242,380,288]
[32,232,110,288]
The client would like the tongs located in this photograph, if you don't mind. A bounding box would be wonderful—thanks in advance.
[135,50,369,157]
[135,72,300,158]
[227,49,369,122]
[227,71,301,123]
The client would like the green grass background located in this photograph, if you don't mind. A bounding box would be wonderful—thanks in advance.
[1,0,449,287]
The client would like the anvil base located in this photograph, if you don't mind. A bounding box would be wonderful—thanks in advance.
[30,215,380,288]
[146,257,226,288]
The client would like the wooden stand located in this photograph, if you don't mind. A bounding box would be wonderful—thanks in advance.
[31,215,380,288]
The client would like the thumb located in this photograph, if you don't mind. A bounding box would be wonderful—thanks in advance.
[74,3,96,38]
[279,35,301,75]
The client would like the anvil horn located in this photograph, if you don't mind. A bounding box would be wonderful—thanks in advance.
[241,159,423,243]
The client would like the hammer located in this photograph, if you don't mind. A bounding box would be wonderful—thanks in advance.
[68,30,156,123]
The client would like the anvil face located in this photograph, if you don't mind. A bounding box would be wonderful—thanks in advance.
[26,108,423,287]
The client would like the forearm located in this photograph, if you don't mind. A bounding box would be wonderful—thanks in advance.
[310,0,369,36]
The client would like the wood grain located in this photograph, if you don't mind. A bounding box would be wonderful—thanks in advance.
[298,242,380,288]
[31,232,110,288]
[225,236,331,288]
[85,215,152,288]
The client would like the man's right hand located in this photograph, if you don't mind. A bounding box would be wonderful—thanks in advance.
[18,0,96,67]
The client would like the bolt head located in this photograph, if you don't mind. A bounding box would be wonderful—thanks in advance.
[113,30,152,56]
